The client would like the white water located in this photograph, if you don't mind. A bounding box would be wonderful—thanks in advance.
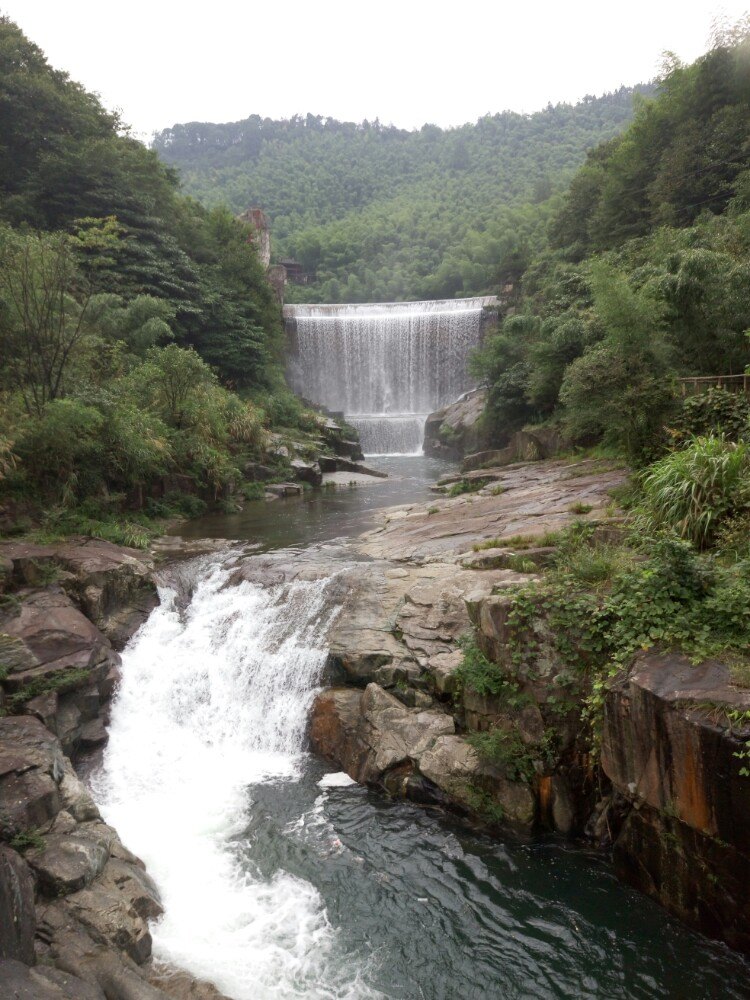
[346,414,427,457]
[284,297,495,455]
[92,558,372,1000]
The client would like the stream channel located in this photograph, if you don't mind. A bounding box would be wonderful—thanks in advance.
[89,457,750,1000]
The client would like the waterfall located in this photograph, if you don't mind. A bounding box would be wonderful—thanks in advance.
[284,297,496,455]
[92,556,370,1000]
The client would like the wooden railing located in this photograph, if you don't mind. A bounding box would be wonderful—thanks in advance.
[678,374,750,396]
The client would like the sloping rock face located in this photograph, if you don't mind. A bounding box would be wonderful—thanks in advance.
[0,538,157,648]
[358,459,624,563]
[602,653,750,952]
[0,539,157,758]
[423,388,489,459]
[307,458,626,835]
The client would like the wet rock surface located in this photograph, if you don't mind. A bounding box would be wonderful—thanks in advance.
[357,458,625,562]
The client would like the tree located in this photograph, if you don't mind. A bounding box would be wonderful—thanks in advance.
[127,344,217,428]
[0,228,93,415]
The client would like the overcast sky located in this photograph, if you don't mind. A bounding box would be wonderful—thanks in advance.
[3,1,749,140]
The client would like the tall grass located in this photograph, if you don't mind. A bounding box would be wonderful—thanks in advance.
[637,436,750,548]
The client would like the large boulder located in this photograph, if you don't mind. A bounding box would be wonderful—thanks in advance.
[423,388,488,459]
[0,716,66,834]
[310,683,537,832]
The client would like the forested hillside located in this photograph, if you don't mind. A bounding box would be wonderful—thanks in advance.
[153,90,652,302]
[472,25,750,460]
[0,17,320,545]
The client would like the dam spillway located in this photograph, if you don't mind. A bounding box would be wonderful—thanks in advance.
[284,297,497,454]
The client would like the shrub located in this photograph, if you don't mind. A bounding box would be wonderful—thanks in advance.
[637,435,750,548]
[671,387,750,444]
[448,477,489,497]
[456,635,530,705]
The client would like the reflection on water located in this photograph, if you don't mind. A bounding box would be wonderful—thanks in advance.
[173,455,454,550]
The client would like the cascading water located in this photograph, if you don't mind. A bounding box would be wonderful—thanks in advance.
[284,298,496,455]
[92,556,373,1000]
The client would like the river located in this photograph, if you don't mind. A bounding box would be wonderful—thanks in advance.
[90,456,750,999]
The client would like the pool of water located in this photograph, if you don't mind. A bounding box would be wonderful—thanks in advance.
[245,761,748,1000]
[173,455,454,550]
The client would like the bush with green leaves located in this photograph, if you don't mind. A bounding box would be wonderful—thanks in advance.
[636,435,750,548]
[671,387,750,444]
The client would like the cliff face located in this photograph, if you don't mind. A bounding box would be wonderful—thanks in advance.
[601,653,750,951]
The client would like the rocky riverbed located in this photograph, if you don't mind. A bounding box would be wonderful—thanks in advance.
[1,455,749,998]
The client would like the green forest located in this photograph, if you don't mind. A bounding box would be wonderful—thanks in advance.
[472,22,750,460]
[154,89,652,302]
[0,16,323,546]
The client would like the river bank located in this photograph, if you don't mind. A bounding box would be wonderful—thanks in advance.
[1,455,749,998]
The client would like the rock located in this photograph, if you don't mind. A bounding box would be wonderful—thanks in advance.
[0,555,13,593]
[602,652,750,849]
[309,688,368,775]
[96,858,163,921]
[290,459,323,487]
[27,834,109,895]
[36,900,166,998]
[356,684,455,781]
[461,427,568,472]
[24,691,59,730]
[602,651,750,952]
[0,538,156,648]
[61,875,154,964]
[614,803,750,954]
[462,691,545,741]
[0,959,105,999]
[358,458,625,563]
[310,683,536,831]
[426,650,463,695]
[147,965,233,999]
[328,561,510,685]
[77,718,108,751]
[419,735,536,831]
[310,684,454,785]
[242,462,274,482]
[549,776,576,835]
[0,846,35,963]
[423,389,488,459]
[264,483,302,498]
[460,546,556,571]
[329,458,388,478]
[0,716,65,833]
[332,438,364,461]
[0,587,120,754]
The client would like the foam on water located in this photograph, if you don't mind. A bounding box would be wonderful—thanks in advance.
[92,559,374,1000]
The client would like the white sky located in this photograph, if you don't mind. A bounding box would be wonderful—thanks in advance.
[3,1,749,141]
